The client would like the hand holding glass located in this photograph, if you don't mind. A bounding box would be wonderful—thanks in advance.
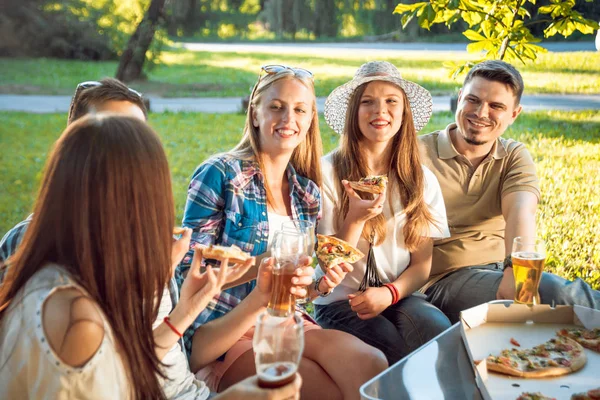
[281,220,315,305]
[512,237,545,305]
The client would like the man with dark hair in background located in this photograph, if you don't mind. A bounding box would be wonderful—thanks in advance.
[0,78,147,274]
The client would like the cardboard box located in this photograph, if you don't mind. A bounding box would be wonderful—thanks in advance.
[460,303,600,400]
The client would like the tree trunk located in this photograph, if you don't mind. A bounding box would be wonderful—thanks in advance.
[116,0,166,83]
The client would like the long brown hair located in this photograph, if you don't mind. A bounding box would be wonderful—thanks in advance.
[0,115,172,399]
[230,72,323,188]
[332,82,436,250]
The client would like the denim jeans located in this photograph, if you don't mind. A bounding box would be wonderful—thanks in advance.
[314,295,451,365]
[425,263,600,324]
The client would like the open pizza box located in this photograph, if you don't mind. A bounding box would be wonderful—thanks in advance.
[460,303,600,400]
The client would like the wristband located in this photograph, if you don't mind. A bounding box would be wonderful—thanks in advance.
[314,276,331,297]
[502,255,513,271]
[383,283,399,305]
[383,284,396,305]
[163,316,183,338]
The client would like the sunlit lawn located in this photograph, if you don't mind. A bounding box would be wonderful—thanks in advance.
[0,110,598,289]
[1,49,599,97]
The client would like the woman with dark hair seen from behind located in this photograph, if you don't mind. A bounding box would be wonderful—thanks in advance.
[0,114,300,399]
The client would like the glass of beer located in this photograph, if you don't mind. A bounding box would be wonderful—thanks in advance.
[253,311,304,388]
[268,230,306,317]
[281,220,315,305]
[512,237,546,305]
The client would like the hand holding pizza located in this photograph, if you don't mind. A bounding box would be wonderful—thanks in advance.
[318,262,354,291]
[256,256,314,305]
[342,180,386,223]
[177,246,255,322]
[348,287,394,320]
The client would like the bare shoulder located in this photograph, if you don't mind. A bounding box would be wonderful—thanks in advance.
[42,287,106,367]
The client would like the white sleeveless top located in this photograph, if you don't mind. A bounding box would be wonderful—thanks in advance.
[0,265,129,399]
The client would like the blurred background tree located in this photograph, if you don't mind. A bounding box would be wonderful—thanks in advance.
[2,0,598,82]
[116,0,166,81]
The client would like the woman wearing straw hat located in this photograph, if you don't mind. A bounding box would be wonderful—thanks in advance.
[313,61,453,364]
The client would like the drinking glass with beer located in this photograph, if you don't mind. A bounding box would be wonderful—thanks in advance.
[253,312,304,388]
[268,230,306,317]
[512,237,546,305]
[281,220,315,305]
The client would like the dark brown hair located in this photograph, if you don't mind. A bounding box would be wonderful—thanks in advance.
[68,78,148,125]
[0,115,172,399]
[332,82,436,250]
[463,60,524,104]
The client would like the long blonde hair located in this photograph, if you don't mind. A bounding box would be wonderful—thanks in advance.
[230,71,323,188]
[0,115,172,399]
[332,82,436,250]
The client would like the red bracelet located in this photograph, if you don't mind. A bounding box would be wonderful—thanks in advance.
[163,316,183,338]
[384,283,400,305]
[383,284,398,305]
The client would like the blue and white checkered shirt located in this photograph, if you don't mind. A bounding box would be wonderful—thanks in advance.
[0,214,33,283]
[176,154,320,355]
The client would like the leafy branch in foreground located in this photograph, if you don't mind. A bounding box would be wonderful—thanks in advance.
[394,0,599,78]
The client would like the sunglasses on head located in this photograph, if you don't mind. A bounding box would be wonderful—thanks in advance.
[67,81,143,121]
[259,65,313,80]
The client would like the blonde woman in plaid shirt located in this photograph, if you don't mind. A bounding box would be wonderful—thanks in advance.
[177,65,388,399]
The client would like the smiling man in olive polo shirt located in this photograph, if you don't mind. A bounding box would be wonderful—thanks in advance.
[419,60,599,322]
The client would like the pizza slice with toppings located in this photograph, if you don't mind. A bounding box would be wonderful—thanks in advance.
[347,175,388,194]
[571,387,600,400]
[202,244,252,264]
[316,234,364,270]
[517,393,556,400]
[486,336,586,378]
[558,328,600,353]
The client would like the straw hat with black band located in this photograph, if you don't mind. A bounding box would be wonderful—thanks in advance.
[324,61,433,135]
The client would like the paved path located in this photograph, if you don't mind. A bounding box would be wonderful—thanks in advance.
[0,94,598,114]
[179,41,597,56]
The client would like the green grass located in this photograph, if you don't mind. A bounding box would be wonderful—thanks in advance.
[1,49,599,97]
[0,110,598,289]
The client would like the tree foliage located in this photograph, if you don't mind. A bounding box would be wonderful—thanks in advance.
[394,0,600,78]
[0,0,118,59]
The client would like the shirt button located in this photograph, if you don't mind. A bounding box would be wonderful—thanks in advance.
[262,212,266,216]
[238,223,242,227]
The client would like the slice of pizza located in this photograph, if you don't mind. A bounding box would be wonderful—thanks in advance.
[557,327,600,353]
[517,393,556,400]
[347,175,388,194]
[316,234,364,270]
[571,387,600,400]
[173,227,187,235]
[486,336,586,378]
[202,244,251,264]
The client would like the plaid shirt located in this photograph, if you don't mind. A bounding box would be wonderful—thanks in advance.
[0,214,32,283]
[176,154,320,355]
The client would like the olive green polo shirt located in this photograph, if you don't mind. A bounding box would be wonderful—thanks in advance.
[419,123,540,288]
